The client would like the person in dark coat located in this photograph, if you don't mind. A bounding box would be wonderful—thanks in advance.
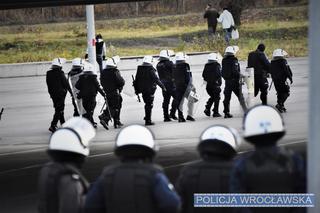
[157,50,178,121]
[133,56,166,126]
[99,56,125,129]
[176,124,240,213]
[75,62,106,128]
[38,117,95,213]
[202,53,222,117]
[270,49,293,113]
[84,125,181,213]
[221,46,247,118]
[46,58,73,133]
[247,43,271,105]
[203,4,220,35]
[230,105,306,213]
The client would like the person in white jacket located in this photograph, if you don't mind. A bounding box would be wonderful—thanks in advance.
[217,8,235,45]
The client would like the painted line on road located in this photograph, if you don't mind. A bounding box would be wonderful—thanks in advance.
[0,164,43,175]
[0,147,48,157]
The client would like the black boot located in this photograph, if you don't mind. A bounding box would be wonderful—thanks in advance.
[275,104,283,113]
[204,109,211,117]
[98,112,109,130]
[186,115,195,121]
[145,120,155,126]
[178,110,186,122]
[212,101,221,117]
[170,110,178,120]
[48,125,57,133]
[224,113,233,118]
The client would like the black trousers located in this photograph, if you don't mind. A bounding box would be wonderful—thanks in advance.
[274,81,290,106]
[205,86,221,113]
[82,96,97,125]
[223,80,247,114]
[162,82,177,118]
[106,92,122,122]
[96,56,103,72]
[142,92,155,121]
[254,77,269,105]
[51,95,66,127]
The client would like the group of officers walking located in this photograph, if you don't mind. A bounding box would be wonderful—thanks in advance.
[46,42,293,132]
[38,104,305,213]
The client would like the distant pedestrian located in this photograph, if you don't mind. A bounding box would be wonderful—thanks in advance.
[176,124,240,213]
[203,52,223,118]
[230,105,306,213]
[203,4,220,36]
[217,7,235,45]
[38,117,96,213]
[84,124,181,213]
[46,58,73,133]
[75,62,106,128]
[133,56,167,126]
[270,49,293,113]
[247,43,271,105]
[85,34,107,72]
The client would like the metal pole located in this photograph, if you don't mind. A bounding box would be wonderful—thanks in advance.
[86,5,97,69]
[308,0,320,212]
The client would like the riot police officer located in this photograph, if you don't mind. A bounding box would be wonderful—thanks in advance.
[202,53,223,118]
[68,58,85,116]
[84,124,181,213]
[133,56,166,126]
[100,56,125,129]
[221,46,247,118]
[75,62,106,128]
[270,49,293,113]
[46,58,73,132]
[173,52,196,122]
[176,125,240,213]
[38,117,96,213]
[247,43,270,105]
[157,50,178,121]
[230,105,306,213]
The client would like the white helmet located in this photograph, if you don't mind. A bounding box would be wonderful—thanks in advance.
[159,50,175,59]
[198,125,240,157]
[49,117,96,156]
[272,49,288,58]
[243,105,285,139]
[52,58,66,67]
[105,55,121,68]
[83,62,97,75]
[72,58,85,68]
[225,46,239,55]
[208,52,222,63]
[115,124,158,157]
[175,52,189,61]
[142,55,154,64]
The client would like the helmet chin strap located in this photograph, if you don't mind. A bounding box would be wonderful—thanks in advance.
[61,127,87,149]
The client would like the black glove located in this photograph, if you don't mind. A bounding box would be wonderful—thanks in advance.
[290,79,293,84]
[103,56,106,60]
[85,54,88,59]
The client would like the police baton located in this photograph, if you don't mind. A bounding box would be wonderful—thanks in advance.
[269,80,273,91]
[0,108,4,120]
[131,75,141,102]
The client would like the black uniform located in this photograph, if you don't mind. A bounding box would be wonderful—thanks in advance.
[100,66,125,128]
[176,157,234,213]
[46,66,72,129]
[134,63,166,125]
[173,61,192,121]
[202,61,222,116]
[38,162,89,213]
[230,146,306,213]
[68,67,83,116]
[85,162,181,213]
[75,71,106,125]
[247,49,270,105]
[157,59,178,121]
[270,57,293,112]
[221,55,247,116]
[203,8,220,34]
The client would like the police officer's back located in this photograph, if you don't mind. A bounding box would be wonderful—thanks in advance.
[176,125,240,213]
[230,105,306,213]
[38,117,96,213]
[85,125,181,213]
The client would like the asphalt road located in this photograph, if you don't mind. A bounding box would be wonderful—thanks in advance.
[0,57,308,212]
